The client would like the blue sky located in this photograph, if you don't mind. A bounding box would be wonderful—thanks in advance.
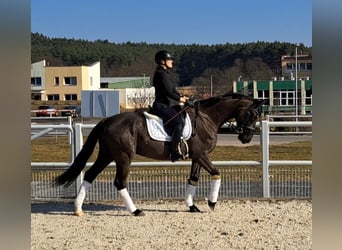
[31,0,312,46]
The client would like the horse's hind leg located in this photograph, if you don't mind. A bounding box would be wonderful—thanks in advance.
[114,154,144,216]
[74,152,113,216]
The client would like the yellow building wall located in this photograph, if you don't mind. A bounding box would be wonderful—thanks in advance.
[44,66,87,100]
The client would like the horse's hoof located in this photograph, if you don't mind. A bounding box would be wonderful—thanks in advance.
[132,209,145,216]
[75,210,84,217]
[208,201,216,211]
[189,205,201,213]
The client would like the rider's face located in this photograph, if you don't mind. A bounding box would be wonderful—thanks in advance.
[165,59,173,69]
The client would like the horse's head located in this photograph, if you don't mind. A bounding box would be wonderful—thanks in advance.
[234,99,265,144]
[193,93,265,144]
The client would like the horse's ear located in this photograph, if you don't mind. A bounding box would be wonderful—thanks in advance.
[253,99,266,107]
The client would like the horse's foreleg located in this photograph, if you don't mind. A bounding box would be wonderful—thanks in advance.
[208,175,221,210]
[198,156,221,211]
[185,179,201,212]
[118,188,144,216]
[185,162,201,212]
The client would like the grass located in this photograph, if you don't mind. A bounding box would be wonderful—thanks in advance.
[31,136,312,162]
[31,136,312,185]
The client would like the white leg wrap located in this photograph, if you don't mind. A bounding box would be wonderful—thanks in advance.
[185,184,197,207]
[208,179,221,203]
[118,188,137,213]
[74,180,91,211]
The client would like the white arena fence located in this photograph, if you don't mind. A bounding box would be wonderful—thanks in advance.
[31,118,312,201]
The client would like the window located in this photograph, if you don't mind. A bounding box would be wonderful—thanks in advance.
[31,93,41,100]
[47,94,59,101]
[286,63,294,70]
[65,94,77,100]
[273,92,280,106]
[281,92,287,105]
[101,82,108,88]
[305,96,312,105]
[305,89,312,105]
[54,77,59,86]
[273,90,295,106]
[257,90,269,105]
[288,92,294,105]
[307,63,312,70]
[64,76,77,86]
[299,63,306,71]
[31,77,42,86]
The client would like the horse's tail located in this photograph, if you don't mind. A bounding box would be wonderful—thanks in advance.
[54,119,104,187]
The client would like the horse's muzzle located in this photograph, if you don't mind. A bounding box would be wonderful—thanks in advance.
[238,131,254,144]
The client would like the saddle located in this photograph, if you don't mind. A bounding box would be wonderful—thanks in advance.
[143,111,191,160]
[143,111,192,142]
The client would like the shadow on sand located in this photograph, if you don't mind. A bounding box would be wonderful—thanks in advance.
[31,201,186,215]
[31,201,126,214]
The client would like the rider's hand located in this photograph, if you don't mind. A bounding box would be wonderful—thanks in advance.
[180,96,189,103]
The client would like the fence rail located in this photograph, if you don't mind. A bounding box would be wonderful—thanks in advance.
[31,118,312,201]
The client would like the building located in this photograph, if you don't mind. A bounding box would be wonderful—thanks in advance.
[101,77,154,110]
[232,53,312,115]
[233,79,312,115]
[31,52,312,114]
[100,76,150,89]
[281,54,312,80]
[31,60,101,101]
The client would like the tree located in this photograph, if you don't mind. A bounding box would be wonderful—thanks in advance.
[31,32,312,90]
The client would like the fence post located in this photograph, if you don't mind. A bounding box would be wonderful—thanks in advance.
[68,116,72,145]
[261,120,270,197]
[74,123,84,195]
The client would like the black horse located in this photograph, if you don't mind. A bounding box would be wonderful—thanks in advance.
[55,92,264,216]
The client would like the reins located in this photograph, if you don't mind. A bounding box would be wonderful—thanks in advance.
[163,104,191,126]
[163,96,259,137]
[163,100,200,137]
[191,101,200,137]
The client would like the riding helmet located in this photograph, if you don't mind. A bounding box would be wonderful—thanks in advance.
[154,50,174,64]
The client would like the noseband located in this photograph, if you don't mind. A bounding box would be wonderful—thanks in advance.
[228,123,255,134]
[229,107,259,135]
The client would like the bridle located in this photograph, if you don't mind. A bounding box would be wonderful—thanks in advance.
[228,107,260,135]
[164,98,260,136]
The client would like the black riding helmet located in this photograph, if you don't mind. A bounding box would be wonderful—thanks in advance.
[154,50,174,65]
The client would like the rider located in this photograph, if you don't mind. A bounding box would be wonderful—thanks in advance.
[152,50,189,162]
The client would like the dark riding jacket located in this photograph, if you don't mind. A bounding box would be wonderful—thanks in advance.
[153,66,181,106]
[152,66,185,131]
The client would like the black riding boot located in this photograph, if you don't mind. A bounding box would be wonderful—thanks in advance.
[170,124,184,162]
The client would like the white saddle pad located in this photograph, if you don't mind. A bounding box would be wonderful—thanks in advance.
[143,112,192,142]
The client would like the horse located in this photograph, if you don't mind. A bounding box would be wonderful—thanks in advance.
[55,92,265,216]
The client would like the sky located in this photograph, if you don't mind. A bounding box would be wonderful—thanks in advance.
[31,0,312,46]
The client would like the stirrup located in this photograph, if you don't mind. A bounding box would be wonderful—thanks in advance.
[178,138,189,160]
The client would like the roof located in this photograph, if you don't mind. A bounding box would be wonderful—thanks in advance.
[101,77,146,84]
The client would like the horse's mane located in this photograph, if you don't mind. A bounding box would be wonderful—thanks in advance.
[222,92,247,99]
[196,92,249,108]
